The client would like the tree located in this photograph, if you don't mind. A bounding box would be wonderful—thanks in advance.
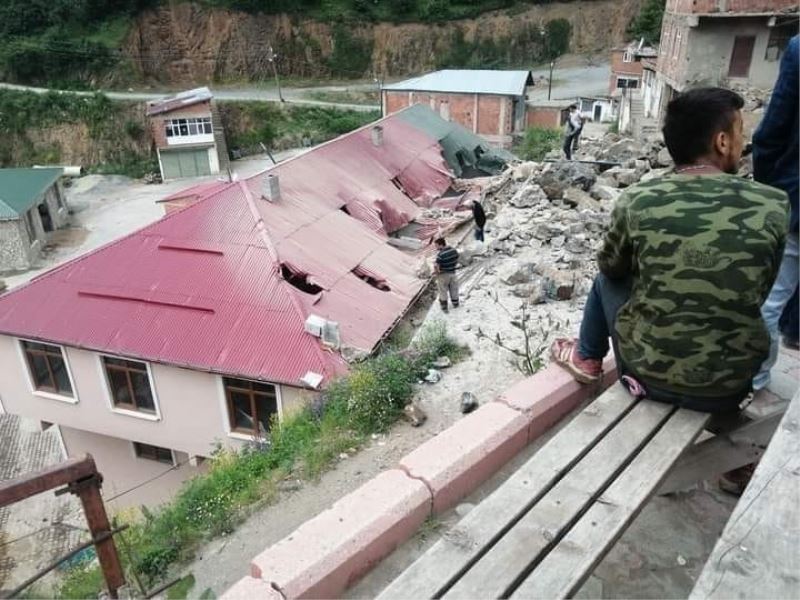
[627,0,666,46]
[544,19,571,60]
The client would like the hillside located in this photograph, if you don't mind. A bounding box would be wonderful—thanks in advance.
[0,0,643,86]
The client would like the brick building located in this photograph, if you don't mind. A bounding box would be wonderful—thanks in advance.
[381,70,534,148]
[648,0,798,119]
[609,40,658,94]
[147,87,229,180]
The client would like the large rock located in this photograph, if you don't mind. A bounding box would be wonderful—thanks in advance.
[590,184,622,202]
[598,138,646,162]
[653,147,673,168]
[601,166,640,188]
[533,221,567,241]
[538,161,597,200]
[562,187,602,211]
[536,265,577,300]
[498,259,537,285]
[509,182,548,208]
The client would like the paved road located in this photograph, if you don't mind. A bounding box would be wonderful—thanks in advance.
[0,61,610,110]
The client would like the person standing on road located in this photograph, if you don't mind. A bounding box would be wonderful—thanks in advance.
[472,199,487,242]
[434,237,460,313]
[563,104,581,160]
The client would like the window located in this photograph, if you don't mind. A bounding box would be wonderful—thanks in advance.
[223,377,278,437]
[22,341,73,397]
[673,30,682,59]
[133,442,174,464]
[765,24,795,61]
[164,117,213,138]
[102,357,156,414]
[616,77,639,89]
[623,51,633,63]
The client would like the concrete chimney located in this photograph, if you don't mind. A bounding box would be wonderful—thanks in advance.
[371,125,384,147]
[263,174,280,202]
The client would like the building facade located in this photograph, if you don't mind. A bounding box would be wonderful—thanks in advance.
[382,70,534,148]
[609,41,658,94]
[0,168,68,272]
[653,0,798,118]
[147,87,227,181]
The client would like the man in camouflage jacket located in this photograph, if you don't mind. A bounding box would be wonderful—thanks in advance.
[552,87,789,413]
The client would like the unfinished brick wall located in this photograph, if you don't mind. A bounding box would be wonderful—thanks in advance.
[668,0,797,13]
[384,92,411,115]
[527,107,562,130]
[150,100,213,148]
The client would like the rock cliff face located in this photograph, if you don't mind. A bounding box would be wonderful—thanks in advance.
[124,0,644,83]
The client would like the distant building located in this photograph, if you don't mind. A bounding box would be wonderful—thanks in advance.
[0,168,67,272]
[382,70,534,148]
[652,0,799,118]
[577,96,617,123]
[146,87,229,180]
[609,40,658,95]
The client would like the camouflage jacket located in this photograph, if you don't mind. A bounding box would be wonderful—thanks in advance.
[598,173,789,398]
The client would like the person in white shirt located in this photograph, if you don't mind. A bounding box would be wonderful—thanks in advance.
[563,104,581,159]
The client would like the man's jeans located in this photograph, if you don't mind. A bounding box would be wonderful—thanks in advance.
[753,232,800,390]
[577,273,632,361]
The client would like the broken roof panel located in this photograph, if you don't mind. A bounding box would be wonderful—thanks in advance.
[146,87,213,116]
[383,69,534,97]
[0,106,505,388]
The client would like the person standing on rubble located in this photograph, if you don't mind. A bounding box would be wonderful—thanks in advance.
[433,237,459,313]
[563,104,581,160]
[472,199,487,242]
[550,87,788,417]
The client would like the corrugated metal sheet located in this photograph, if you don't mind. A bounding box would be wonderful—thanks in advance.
[0,107,477,388]
[383,69,533,97]
[146,87,213,116]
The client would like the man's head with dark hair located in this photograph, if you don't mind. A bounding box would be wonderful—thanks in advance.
[435,237,447,247]
[663,87,745,173]
[569,104,578,111]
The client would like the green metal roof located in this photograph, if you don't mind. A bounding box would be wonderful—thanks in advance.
[396,104,514,177]
[0,168,63,220]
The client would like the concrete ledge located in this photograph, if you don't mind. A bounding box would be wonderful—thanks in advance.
[222,576,285,599]
[498,358,618,442]
[250,469,430,599]
[399,402,529,514]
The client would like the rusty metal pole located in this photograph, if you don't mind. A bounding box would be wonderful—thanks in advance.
[71,471,125,599]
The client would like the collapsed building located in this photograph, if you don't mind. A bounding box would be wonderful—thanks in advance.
[0,106,510,508]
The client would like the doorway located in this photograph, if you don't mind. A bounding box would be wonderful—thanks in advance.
[729,36,756,78]
[37,203,53,233]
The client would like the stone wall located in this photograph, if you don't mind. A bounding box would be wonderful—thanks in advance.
[0,220,31,272]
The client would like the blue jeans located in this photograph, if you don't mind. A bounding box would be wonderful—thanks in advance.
[753,232,799,390]
[474,226,484,242]
[578,273,632,361]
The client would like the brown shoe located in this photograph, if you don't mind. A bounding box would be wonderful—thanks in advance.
[719,463,756,497]
[551,338,602,384]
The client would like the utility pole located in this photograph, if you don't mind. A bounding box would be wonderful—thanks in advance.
[548,59,555,101]
[266,45,284,103]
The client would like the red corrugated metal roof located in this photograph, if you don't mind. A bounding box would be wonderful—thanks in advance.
[0,110,459,388]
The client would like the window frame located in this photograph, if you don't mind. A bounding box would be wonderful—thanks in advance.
[218,376,283,440]
[132,441,175,465]
[17,338,78,404]
[164,116,213,140]
[98,354,161,421]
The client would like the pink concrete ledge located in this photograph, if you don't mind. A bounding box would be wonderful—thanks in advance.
[222,576,285,599]
[498,357,618,442]
[250,469,430,599]
[398,402,529,514]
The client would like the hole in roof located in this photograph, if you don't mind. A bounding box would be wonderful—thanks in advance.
[340,205,351,215]
[352,266,390,292]
[281,264,323,295]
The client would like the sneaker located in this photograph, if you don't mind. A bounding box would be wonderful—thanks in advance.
[550,338,602,384]
[440,303,449,313]
[718,463,756,497]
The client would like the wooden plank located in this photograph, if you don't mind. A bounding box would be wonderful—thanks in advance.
[511,408,709,599]
[0,455,96,507]
[377,384,638,600]
[690,391,800,600]
[658,412,782,495]
[443,400,674,599]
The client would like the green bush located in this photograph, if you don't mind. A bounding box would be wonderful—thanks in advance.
[326,23,374,78]
[514,127,561,161]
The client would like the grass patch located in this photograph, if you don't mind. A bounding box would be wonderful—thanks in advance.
[514,127,562,161]
[166,574,196,599]
[56,323,465,598]
[221,102,379,154]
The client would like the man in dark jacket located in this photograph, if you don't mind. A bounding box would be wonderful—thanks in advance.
[752,34,799,390]
[472,200,487,242]
[434,237,459,313]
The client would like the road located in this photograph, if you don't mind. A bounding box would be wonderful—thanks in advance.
[0,61,610,110]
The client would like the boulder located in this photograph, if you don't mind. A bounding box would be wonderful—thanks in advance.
[599,138,646,162]
[498,259,537,285]
[536,265,576,300]
[562,187,602,211]
[511,282,546,303]
[538,161,597,200]
[603,166,640,188]
[590,184,622,202]
[509,182,548,208]
[653,147,673,168]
